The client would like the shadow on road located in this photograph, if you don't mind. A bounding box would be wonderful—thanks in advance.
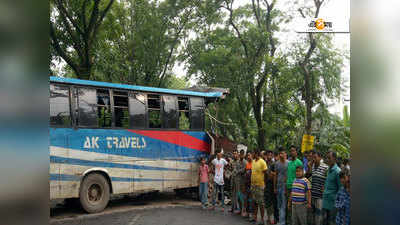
[50,191,198,219]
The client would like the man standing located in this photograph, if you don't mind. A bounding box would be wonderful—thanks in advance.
[322,151,341,225]
[251,150,268,225]
[310,151,329,225]
[238,150,248,214]
[230,150,246,213]
[286,146,303,223]
[272,151,279,224]
[275,147,288,225]
[287,146,303,190]
[211,150,228,211]
[243,151,253,218]
[264,150,277,224]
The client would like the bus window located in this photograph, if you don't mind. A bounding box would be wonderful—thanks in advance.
[189,97,204,130]
[162,95,178,129]
[113,91,129,128]
[77,87,97,127]
[50,84,71,127]
[129,92,146,128]
[97,89,112,128]
[147,94,161,128]
[178,97,190,130]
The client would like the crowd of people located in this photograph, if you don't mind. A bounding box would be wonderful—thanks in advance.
[198,146,351,225]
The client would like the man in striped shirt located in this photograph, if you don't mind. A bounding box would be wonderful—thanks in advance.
[310,151,329,225]
[288,165,311,225]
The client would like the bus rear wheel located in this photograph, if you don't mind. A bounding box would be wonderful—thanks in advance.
[79,173,110,213]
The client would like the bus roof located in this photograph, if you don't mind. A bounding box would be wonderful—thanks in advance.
[50,76,224,98]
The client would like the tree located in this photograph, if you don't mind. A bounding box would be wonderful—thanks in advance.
[49,0,349,154]
[50,0,115,79]
[183,0,288,150]
[92,0,210,87]
[295,0,344,135]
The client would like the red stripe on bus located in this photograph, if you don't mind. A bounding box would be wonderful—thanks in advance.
[127,130,210,153]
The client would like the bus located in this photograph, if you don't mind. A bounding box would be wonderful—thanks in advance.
[49,76,227,213]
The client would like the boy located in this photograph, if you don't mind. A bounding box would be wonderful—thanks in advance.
[335,172,350,225]
[288,165,311,225]
[198,157,209,209]
[211,150,228,211]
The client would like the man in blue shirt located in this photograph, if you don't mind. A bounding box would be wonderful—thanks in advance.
[322,151,341,225]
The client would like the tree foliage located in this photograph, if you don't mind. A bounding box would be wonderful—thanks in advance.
[92,0,203,86]
[183,0,290,150]
[50,0,350,156]
[314,105,350,158]
[50,0,115,79]
[51,0,213,88]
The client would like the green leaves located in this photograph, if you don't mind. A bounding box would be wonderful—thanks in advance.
[50,0,349,156]
[182,0,348,152]
[50,0,115,79]
[52,0,209,88]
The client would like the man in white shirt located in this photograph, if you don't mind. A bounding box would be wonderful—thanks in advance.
[211,150,228,211]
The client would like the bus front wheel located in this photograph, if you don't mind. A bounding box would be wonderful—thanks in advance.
[79,173,110,213]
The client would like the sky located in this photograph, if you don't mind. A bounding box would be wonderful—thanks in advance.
[173,0,350,117]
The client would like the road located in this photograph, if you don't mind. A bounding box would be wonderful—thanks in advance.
[50,192,257,225]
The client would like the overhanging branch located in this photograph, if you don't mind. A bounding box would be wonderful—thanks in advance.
[50,22,79,75]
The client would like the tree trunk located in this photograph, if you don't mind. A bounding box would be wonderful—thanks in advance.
[303,65,313,135]
[305,98,312,135]
[257,125,266,151]
[299,0,323,135]
[76,66,92,80]
[252,91,265,150]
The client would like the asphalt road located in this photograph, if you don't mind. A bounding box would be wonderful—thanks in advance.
[50,192,258,225]
[51,207,259,225]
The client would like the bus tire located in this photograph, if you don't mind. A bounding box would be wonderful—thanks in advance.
[79,173,110,213]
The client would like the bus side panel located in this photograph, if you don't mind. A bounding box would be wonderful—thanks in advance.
[50,128,210,199]
[104,153,133,194]
[68,128,133,196]
[126,130,210,192]
[50,128,82,199]
[50,154,60,199]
